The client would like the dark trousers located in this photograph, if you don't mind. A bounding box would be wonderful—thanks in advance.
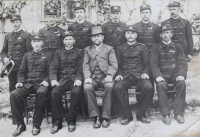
[10,84,49,126]
[156,77,186,116]
[8,71,18,92]
[83,77,114,119]
[113,75,153,118]
[51,81,82,126]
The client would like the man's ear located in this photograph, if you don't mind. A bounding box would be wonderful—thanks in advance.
[102,35,104,40]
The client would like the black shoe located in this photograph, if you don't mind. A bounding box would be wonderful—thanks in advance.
[175,115,185,124]
[121,116,133,125]
[12,124,26,136]
[32,126,40,136]
[163,115,171,125]
[93,117,101,128]
[102,118,110,128]
[137,116,151,123]
[68,124,76,132]
[50,125,62,134]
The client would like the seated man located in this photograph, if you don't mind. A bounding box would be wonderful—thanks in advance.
[10,33,53,136]
[150,24,187,125]
[49,31,83,133]
[113,26,153,125]
[83,26,118,128]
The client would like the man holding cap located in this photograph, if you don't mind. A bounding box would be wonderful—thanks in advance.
[161,1,194,61]
[68,4,94,49]
[39,12,65,54]
[10,33,53,136]
[150,24,187,125]
[102,6,126,51]
[49,31,83,133]
[83,26,118,128]
[1,14,32,92]
[113,25,153,125]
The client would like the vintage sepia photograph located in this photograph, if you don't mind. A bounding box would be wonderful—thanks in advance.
[0,0,200,137]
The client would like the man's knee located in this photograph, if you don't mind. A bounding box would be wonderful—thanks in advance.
[104,82,113,90]
[51,87,61,98]
[84,83,93,93]
[37,86,48,95]
[157,81,168,90]
[176,81,186,88]
[71,86,82,96]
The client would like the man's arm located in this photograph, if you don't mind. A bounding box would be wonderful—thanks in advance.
[43,52,53,83]
[186,20,194,56]
[25,33,32,52]
[75,49,84,82]
[1,34,8,61]
[49,51,59,82]
[17,53,28,83]
[150,45,163,79]
[107,48,118,77]
[142,44,151,76]
[116,46,123,76]
[155,24,160,44]
[83,48,91,78]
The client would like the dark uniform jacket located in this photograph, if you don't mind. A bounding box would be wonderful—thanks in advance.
[83,44,118,78]
[17,49,53,86]
[116,42,150,79]
[161,17,194,56]
[1,30,32,71]
[134,21,160,50]
[68,21,94,49]
[39,25,65,54]
[102,21,126,50]
[49,48,83,86]
[150,41,187,79]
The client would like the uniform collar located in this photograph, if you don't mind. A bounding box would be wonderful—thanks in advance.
[75,20,87,26]
[30,48,44,55]
[63,47,76,53]
[170,16,181,22]
[110,20,121,26]
[161,41,175,48]
[77,19,86,24]
[140,21,151,26]
[13,26,22,32]
[47,24,58,30]
[12,29,24,34]
[125,41,138,48]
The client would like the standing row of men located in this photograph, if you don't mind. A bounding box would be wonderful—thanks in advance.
[0,1,191,136]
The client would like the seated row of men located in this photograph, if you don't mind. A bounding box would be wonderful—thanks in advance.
[8,23,187,136]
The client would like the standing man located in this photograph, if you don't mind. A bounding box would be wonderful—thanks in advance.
[1,14,32,92]
[49,31,83,134]
[150,24,187,125]
[134,4,160,53]
[39,12,65,54]
[102,6,127,51]
[113,26,153,125]
[10,33,53,136]
[161,1,194,61]
[68,4,94,49]
[83,26,118,128]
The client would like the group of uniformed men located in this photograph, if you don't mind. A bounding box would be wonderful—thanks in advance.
[0,1,192,136]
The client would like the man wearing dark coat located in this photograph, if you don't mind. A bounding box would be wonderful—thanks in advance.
[49,31,83,133]
[161,1,194,61]
[10,33,53,136]
[150,24,187,125]
[113,25,153,125]
[83,26,118,128]
[0,15,32,92]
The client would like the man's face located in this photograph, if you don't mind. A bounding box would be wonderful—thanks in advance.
[169,7,180,18]
[63,36,75,49]
[111,12,121,22]
[140,9,151,22]
[47,15,57,26]
[125,31,138,42]
[91,34,104,46]
[160,30,173,42]
[74,9,85,21]
[11,20,21,31]
[31,40,43,52]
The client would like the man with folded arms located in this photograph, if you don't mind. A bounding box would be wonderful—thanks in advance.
[113,26,153,125]
[150,24,187,125]
[83,26,118,128]
[49,31,83,133]
[10,33,53,136]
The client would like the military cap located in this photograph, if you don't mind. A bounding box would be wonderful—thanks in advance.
[31,33,43,40]
[125,25,138,33]
[74,3,85,11]
[89,26,106,36]
[111,6,121,13]
[10,14,21,22]
[167,1,181,7]
[63,31,74,38]
[140,4,151,12]
[160,24,173,33]
[46,10,57,15]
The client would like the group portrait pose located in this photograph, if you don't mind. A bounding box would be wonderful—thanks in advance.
[0,1,193,136]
